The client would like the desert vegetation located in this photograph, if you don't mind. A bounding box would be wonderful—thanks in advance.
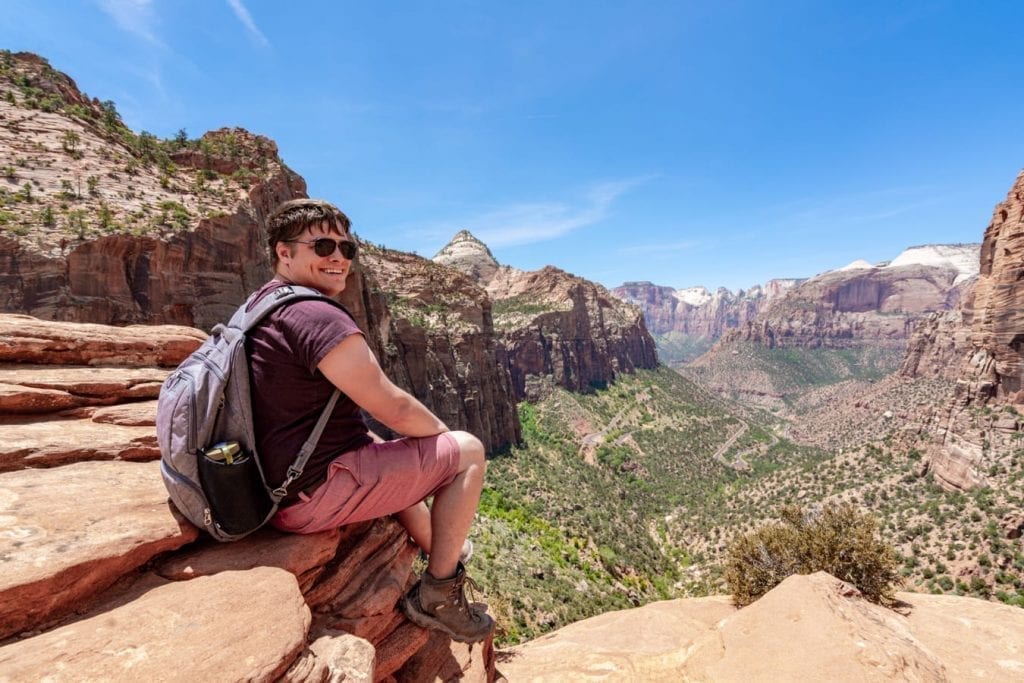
[0,51,286,247]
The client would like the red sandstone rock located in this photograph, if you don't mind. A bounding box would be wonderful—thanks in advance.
[0,365,169,399]
[486,265,658,400]
[960,170,1024,403]
[0,569,309,681]
[0,381,81,413]
[683,573,947,681]
[87,400,158,426]
[0,314,204,366]
[156,526,341,585]
[284,628,376,682]
[0,460,198,640]
[0,416,158,471]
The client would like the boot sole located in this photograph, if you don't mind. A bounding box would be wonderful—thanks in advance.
[400,594,494,644]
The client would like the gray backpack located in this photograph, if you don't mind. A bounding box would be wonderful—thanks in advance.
[156,284,343,541]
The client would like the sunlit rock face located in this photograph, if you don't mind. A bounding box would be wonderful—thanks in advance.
[958,170,1024,404]
[432,229,500,285]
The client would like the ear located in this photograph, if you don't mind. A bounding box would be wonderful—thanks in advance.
[275,241,294,264]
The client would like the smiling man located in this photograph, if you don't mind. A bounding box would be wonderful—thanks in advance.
[247,198,494,644]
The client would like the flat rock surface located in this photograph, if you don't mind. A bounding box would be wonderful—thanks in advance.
[0,366,167,415]
[498,596,734,681]
[0,416,158,471]
[157,526,340,582]
[897,591,1024,681]
[0,460,198,639]
[0,314,204,367]
[86,401,158,426]
[0,568,309,681]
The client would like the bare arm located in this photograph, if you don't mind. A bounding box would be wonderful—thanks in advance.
[318,334,448,437]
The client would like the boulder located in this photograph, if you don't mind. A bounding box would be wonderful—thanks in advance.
[927,442,986,492]
[0,460,198,639]
[0,568,310,681]
[283,628,376,682]
[681,573,947,681]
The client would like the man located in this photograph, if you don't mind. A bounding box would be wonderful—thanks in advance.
[248,198,494,644]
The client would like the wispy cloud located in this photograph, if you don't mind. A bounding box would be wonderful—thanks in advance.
[226,0,269,47]
[464,176,652,247]
[98,0,163,47]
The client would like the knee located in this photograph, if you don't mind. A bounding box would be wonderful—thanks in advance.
[449,430,485,468]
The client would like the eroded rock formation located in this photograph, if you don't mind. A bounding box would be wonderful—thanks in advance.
[486,266,658,401]
[433,233,660,402]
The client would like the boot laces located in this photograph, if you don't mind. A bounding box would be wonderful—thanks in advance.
[448,572,482,615]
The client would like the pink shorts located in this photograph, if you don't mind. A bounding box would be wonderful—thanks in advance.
[271,433,460,534]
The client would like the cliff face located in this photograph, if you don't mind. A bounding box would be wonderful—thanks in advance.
[890,172,1024,492]
[611,282,772,337]
[432,232,660,401]
[344,246,521,451]
[720,261,973,350]
[0,53,307,329]
[486,266,659,400]
[957,169,1024,404]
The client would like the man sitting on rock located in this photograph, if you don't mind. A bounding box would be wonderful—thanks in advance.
[248,197,494,644]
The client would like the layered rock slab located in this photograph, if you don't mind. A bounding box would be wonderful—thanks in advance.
[0,416,158,471]
[0,568,311,681]
[0,314,204,366]
[0,460,198,640]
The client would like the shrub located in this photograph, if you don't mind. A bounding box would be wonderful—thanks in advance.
[723,503,901,606]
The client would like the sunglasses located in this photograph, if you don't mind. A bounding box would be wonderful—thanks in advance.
[285,237,358,259]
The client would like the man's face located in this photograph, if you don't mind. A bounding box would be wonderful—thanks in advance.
[275,220,354,297]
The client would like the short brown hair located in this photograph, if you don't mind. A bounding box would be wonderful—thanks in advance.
[266,198,352,267]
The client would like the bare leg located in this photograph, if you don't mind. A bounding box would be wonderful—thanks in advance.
[397,501,432,553]
[426,430,485,579]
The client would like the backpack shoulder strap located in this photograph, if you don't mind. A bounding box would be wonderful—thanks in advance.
[231,284,352,333]
[231,283,352,501]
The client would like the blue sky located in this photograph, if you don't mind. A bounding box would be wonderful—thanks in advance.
[2,1,1022,292]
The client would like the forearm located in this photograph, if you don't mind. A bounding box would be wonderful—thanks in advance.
[373,391,448,437]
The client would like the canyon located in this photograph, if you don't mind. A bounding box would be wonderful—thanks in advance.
[2,49,1023,681]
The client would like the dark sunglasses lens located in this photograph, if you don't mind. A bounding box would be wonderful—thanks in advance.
[312,239,357,258]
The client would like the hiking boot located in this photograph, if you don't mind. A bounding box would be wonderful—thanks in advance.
[400,562,495,643]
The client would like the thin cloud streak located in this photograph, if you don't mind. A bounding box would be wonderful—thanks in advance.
[226,0,269,47]
[98,0,163,47]
[468,177,651,247]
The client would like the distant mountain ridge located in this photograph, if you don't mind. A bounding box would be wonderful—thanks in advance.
[613,243,979,365]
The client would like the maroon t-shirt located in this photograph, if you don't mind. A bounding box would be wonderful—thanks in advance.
[246,280,372,501]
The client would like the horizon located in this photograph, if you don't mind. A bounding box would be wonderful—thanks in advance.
[1,1,1021,291]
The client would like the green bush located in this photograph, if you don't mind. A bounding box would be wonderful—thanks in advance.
[724,503,901,606]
